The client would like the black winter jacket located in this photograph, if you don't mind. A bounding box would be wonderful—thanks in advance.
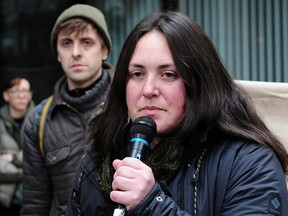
[67,138,288,215]
[21,66,113,216]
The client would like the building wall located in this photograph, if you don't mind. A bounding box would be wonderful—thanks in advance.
[0,0,287,106]
[179,0,288,82]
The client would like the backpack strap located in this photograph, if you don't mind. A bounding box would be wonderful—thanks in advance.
[34,96,53,158]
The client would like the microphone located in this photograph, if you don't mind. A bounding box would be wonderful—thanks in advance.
[113,116,157,216]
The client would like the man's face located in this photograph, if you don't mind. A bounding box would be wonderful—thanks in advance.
[57,24,108,90]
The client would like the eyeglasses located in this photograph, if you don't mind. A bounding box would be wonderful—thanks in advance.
[8,89,31,97]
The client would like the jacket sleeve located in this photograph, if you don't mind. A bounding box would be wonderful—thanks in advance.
[21,112,53,216]
[0,126,23,182]
[12,149,23,167]
[220,144,288,215]
[128,183,192,216]
[0,159,22,182]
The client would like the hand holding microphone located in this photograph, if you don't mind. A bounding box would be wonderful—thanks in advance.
[112,116,157,216]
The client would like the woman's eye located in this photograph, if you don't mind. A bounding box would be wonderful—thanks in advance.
[130,71,143,78]
[163,71,177,79]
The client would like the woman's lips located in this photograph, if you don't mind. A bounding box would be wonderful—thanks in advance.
[141,106,163,115]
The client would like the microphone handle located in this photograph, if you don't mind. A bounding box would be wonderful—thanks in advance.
[113,139,149,216]
[113,204,126,216]
[128,137,149,160]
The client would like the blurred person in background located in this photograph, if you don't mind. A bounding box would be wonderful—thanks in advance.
[0,71,34,216]
[21,4,113,216]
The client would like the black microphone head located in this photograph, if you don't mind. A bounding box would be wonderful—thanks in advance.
[130,116,157,143]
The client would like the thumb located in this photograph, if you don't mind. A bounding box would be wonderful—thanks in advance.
[112,159,122,171]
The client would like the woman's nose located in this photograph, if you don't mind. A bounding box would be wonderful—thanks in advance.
[142,77,159,98]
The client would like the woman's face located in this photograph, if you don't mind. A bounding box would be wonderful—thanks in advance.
[3,78,32,112]
[126,30,186,135]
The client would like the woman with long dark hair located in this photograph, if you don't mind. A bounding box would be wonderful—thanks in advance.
[68,11,288,215]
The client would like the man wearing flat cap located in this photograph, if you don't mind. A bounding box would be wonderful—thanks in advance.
[21,4,113,215]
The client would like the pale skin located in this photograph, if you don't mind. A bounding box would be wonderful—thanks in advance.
[57,23,108,90]
[110,30,186,211]
[2,78,32,162]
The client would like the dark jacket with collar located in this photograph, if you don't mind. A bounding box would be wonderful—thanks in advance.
[21,64,113,216]
[67,137,288,215]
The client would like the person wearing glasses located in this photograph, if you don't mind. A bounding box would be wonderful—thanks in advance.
[0,71,34,216]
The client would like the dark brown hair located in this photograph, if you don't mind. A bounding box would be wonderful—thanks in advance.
[89,11,288,174]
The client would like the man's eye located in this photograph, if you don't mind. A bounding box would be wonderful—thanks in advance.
[62,40,71,46]
[83,40,92,46]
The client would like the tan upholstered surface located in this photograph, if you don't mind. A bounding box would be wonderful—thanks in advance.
[237,80,288,152]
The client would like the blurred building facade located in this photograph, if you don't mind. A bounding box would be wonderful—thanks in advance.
[0,0,287,106]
